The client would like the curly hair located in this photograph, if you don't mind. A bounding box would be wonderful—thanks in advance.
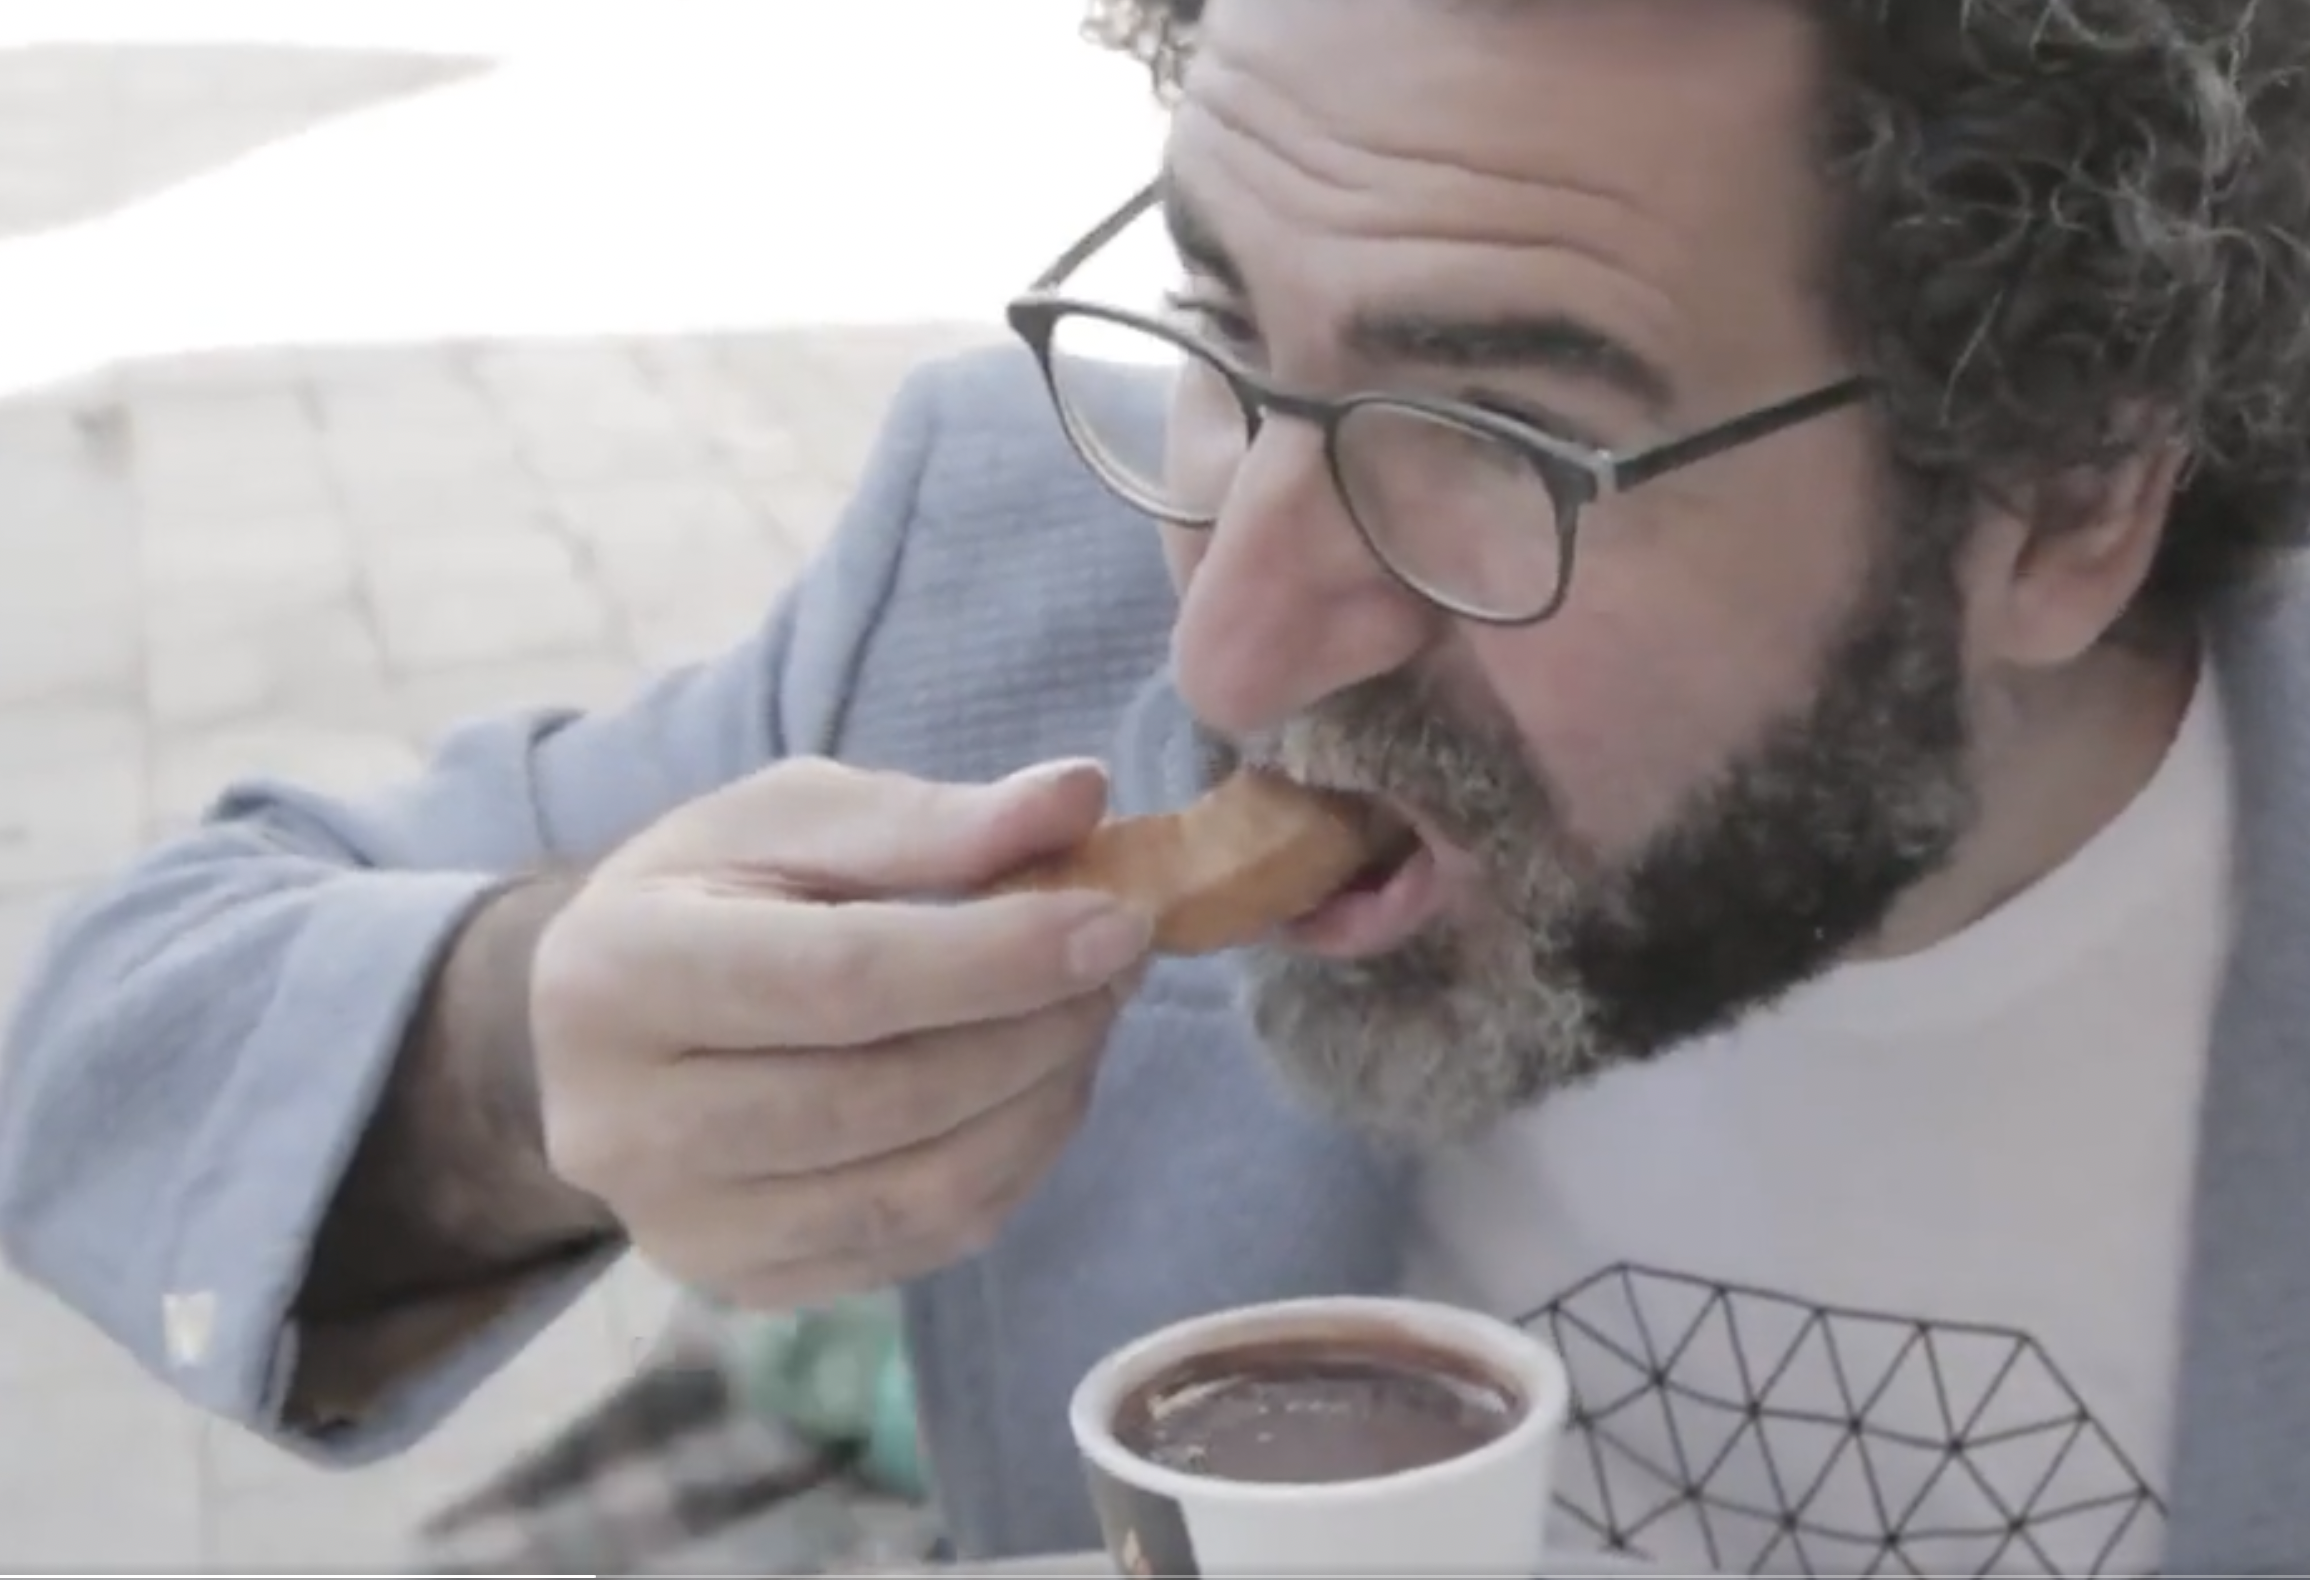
[1081,0,2310,626]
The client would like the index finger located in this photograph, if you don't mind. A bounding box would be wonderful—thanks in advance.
[625,882,1154,1051]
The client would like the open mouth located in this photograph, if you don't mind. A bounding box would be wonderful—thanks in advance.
[1334,825,1422,898]
[1280,808,1444,960]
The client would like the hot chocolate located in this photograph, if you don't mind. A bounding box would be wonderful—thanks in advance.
[1112,1334,1524,1486]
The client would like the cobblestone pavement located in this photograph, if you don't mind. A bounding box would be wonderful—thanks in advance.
[0,32,1036,1571]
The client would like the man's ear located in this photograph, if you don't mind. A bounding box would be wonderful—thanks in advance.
[1965,434,2189,671]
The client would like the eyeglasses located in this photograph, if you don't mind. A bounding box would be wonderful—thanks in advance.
[1005,181,1877,626]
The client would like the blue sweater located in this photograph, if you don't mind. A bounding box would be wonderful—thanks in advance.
[6,345,2310,1570]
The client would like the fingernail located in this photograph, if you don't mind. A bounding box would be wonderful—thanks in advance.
[1004,757,1104,796]
[1067,904,1153,984]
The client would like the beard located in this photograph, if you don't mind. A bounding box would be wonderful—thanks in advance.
[1201,528,1978,1146]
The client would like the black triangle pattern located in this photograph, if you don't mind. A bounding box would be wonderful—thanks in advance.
[1520,1265,2165,1578]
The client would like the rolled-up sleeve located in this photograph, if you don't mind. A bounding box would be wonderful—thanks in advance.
[0,358,947,1460]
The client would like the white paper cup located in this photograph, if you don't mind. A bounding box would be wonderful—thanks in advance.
[1069,1296,1570,1577]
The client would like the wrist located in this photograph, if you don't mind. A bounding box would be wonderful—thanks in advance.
[430,874,620,1250]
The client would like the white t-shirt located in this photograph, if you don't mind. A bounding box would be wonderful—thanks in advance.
[1404,669,2233,1579]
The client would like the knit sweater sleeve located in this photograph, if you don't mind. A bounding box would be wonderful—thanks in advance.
[0,356,952,1465]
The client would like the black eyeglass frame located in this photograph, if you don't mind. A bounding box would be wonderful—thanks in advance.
[1005,180,1878,626]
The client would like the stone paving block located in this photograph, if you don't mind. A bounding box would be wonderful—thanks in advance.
[0,699,141,772]
[469,343,675,434]
[146,597,395,736]
[552,470,768,548]
[0,1268,154,1391]
[634,339,816,478]
[117,345,312,400]
[366,532,613,673]
[392,652,643,748]
[519,415,722,493]
[626,603,780,675]
[0,391,131,482]
[204,1469,421,1571]
[148,636,280,734]
[149,722,423,835]
[357,518,584,587]
[467,340,653,401]
[311,366,523,493]
[197,1415,322,1505]
[721,371,888,492]
[601,1257,688,1366]
[131,467,339,543]
[371,578,614,674]
[301,341,487,388]
[338,463,557,545]
[0,1372,203,1569]
[138,515,361,646]
[0,529,139,632]
[740,465,860,561]
[478,344,722,489]
[0,419,138,617]
[0,740,144,889]
[125,387,335,528]
[603,550,793,645]
[0,597,141,710]
[555,473,803,628]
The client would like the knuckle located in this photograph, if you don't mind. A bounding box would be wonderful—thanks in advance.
[530,896,664,1054]
[766,754,847,798]
[527,911,607,1034]
[771,755,933,824]
[895,770,966,828]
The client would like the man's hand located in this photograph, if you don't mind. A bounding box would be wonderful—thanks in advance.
[529,756,1154,1309]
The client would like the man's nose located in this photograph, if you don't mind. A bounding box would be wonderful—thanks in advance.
[1168,420,1438,738]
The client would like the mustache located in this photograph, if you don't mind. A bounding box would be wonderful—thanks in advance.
[1194,670,1560,854]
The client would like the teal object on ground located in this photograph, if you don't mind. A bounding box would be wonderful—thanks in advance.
[721,1293,926,1501]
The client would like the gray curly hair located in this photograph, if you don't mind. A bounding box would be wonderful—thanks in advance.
[1081,0,2310,626]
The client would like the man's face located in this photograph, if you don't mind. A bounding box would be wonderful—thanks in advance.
[1158,0,1982,1142]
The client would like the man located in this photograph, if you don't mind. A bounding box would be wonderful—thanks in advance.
[6,0,2310,1572]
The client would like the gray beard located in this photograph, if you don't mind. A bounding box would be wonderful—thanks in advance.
[1207,533,1977,1146]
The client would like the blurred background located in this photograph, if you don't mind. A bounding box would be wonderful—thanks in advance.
[0,1,1164,1566]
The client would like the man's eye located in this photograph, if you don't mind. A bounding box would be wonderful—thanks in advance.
[1162,290,1257,349]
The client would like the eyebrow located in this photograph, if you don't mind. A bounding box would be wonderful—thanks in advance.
[1159,170,1677,417]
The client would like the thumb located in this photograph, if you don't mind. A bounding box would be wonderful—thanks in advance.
[659,755,1115,899]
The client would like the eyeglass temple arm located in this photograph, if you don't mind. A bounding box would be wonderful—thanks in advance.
[1611,376,1877,492]
[1029,179,1163,292]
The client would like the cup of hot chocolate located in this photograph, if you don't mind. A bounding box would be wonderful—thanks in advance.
[1069,1296,1570,1577]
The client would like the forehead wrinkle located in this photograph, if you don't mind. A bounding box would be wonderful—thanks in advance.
[1173,89,1675,307]
[1187,44,1638,211]
[1167,103,1689,390]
